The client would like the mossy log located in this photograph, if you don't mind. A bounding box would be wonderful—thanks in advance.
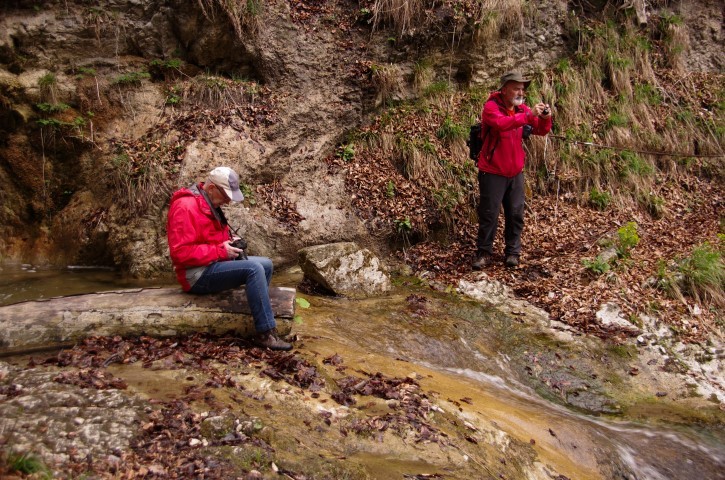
[0,287,296,356]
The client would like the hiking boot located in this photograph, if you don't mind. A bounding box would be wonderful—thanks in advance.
[472,253,492,270]
[504,255,520,268]
[252,329,293,351]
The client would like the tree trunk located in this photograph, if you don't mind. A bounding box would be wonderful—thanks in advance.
[0,287,296,356]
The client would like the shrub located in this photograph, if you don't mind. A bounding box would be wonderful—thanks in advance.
[583,257,611,275]
[36,102,70,113]
[112,71,151,86]
[386,180,395,197]
[640,192,665,219]
[436,116,466,142]
[634,83,662,105]
[38,72,56,88]
[678,243,725,305]
[605,111,628,129]
[6,452,51,478]
[394,217,412,233]
[589,187,611,210]
[423,80,451,98]
[619,150,653,177]
[616,221,639,258]
[337,143,355,162]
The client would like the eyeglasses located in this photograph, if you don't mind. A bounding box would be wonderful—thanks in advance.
[212,184,230,204]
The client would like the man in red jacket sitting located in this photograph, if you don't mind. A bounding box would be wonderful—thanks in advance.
[473,71,552,269]
[166,166,292,351]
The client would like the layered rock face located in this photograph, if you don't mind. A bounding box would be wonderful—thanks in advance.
[0,0,721,276]
[0,0,567,275]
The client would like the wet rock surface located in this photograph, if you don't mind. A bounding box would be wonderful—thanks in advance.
[0,362,146,467]
[298,242,392,298]
[1,279,724,479]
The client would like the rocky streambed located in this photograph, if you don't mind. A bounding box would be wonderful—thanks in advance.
[1,267,724,479]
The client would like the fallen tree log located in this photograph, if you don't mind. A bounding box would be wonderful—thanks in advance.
[0,287,296,356]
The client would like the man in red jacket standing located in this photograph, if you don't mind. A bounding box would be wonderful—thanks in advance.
[167,166,292,350]
[473,71,552,269]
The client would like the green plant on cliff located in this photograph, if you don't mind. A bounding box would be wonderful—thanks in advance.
[583,256,611,276]
[394,216,412,241]
[111,71,151,86]
[370,63,402,106]
[616,222,640,259]
[413,58,434,93]
[524,13,723,207]
[589,187,611,210]
[149,58,184,81]
[678,241,725,307]
[108,140,178,212]
[657,239,725,308]
[657,11,688,71]
[38,72,59,104]
[370,0,425,35]
[368,0,524,40]
[180,74,258,110]
[36,102,70,114]
[436,116,466,143]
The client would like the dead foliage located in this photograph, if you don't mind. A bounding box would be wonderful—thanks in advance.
[25,335,458,478]
[254,182,305,231]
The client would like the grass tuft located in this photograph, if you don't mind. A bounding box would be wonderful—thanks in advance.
[196,0,261,38]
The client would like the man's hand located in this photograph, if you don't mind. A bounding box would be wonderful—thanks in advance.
[223,240,244,260]
[533,103,552,118]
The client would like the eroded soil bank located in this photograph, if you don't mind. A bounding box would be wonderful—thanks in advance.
[1,269,723,479]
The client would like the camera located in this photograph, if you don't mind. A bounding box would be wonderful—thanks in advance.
[522,124,534,139]
[542,107,550,116]
[231,238,248,260]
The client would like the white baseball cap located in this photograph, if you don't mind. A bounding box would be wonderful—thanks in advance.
[208,166,244,202]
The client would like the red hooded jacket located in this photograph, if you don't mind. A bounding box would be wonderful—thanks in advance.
[477,91,552,178]
[167,182,231,290]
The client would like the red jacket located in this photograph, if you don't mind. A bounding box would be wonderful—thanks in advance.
[477,91,552,178]
[167,182,231,290]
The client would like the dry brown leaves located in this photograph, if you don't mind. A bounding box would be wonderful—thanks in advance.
[399,180,722,341]
[287,0,333,25]
[332,368,443,444]
[38,334,327,478]
[255,181,305,231]
[34,336,454,477]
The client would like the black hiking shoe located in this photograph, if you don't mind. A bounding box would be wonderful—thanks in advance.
[504,255,520,268]
[472,253,492,270]
[252,329,293,351]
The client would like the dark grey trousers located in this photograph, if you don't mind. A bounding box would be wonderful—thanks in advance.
[476,171,525,257]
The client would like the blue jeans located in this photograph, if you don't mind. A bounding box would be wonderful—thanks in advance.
[188,256,276,333]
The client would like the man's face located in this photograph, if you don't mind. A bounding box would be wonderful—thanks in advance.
[501,81,526,108]
[209,183,231,208]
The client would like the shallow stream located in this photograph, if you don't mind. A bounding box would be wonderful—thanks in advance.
[1,262,723,479]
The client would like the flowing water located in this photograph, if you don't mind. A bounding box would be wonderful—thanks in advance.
[1,262,723,479]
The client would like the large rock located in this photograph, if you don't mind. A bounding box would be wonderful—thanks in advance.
[595,302,642,336]
[298,242,391,298]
